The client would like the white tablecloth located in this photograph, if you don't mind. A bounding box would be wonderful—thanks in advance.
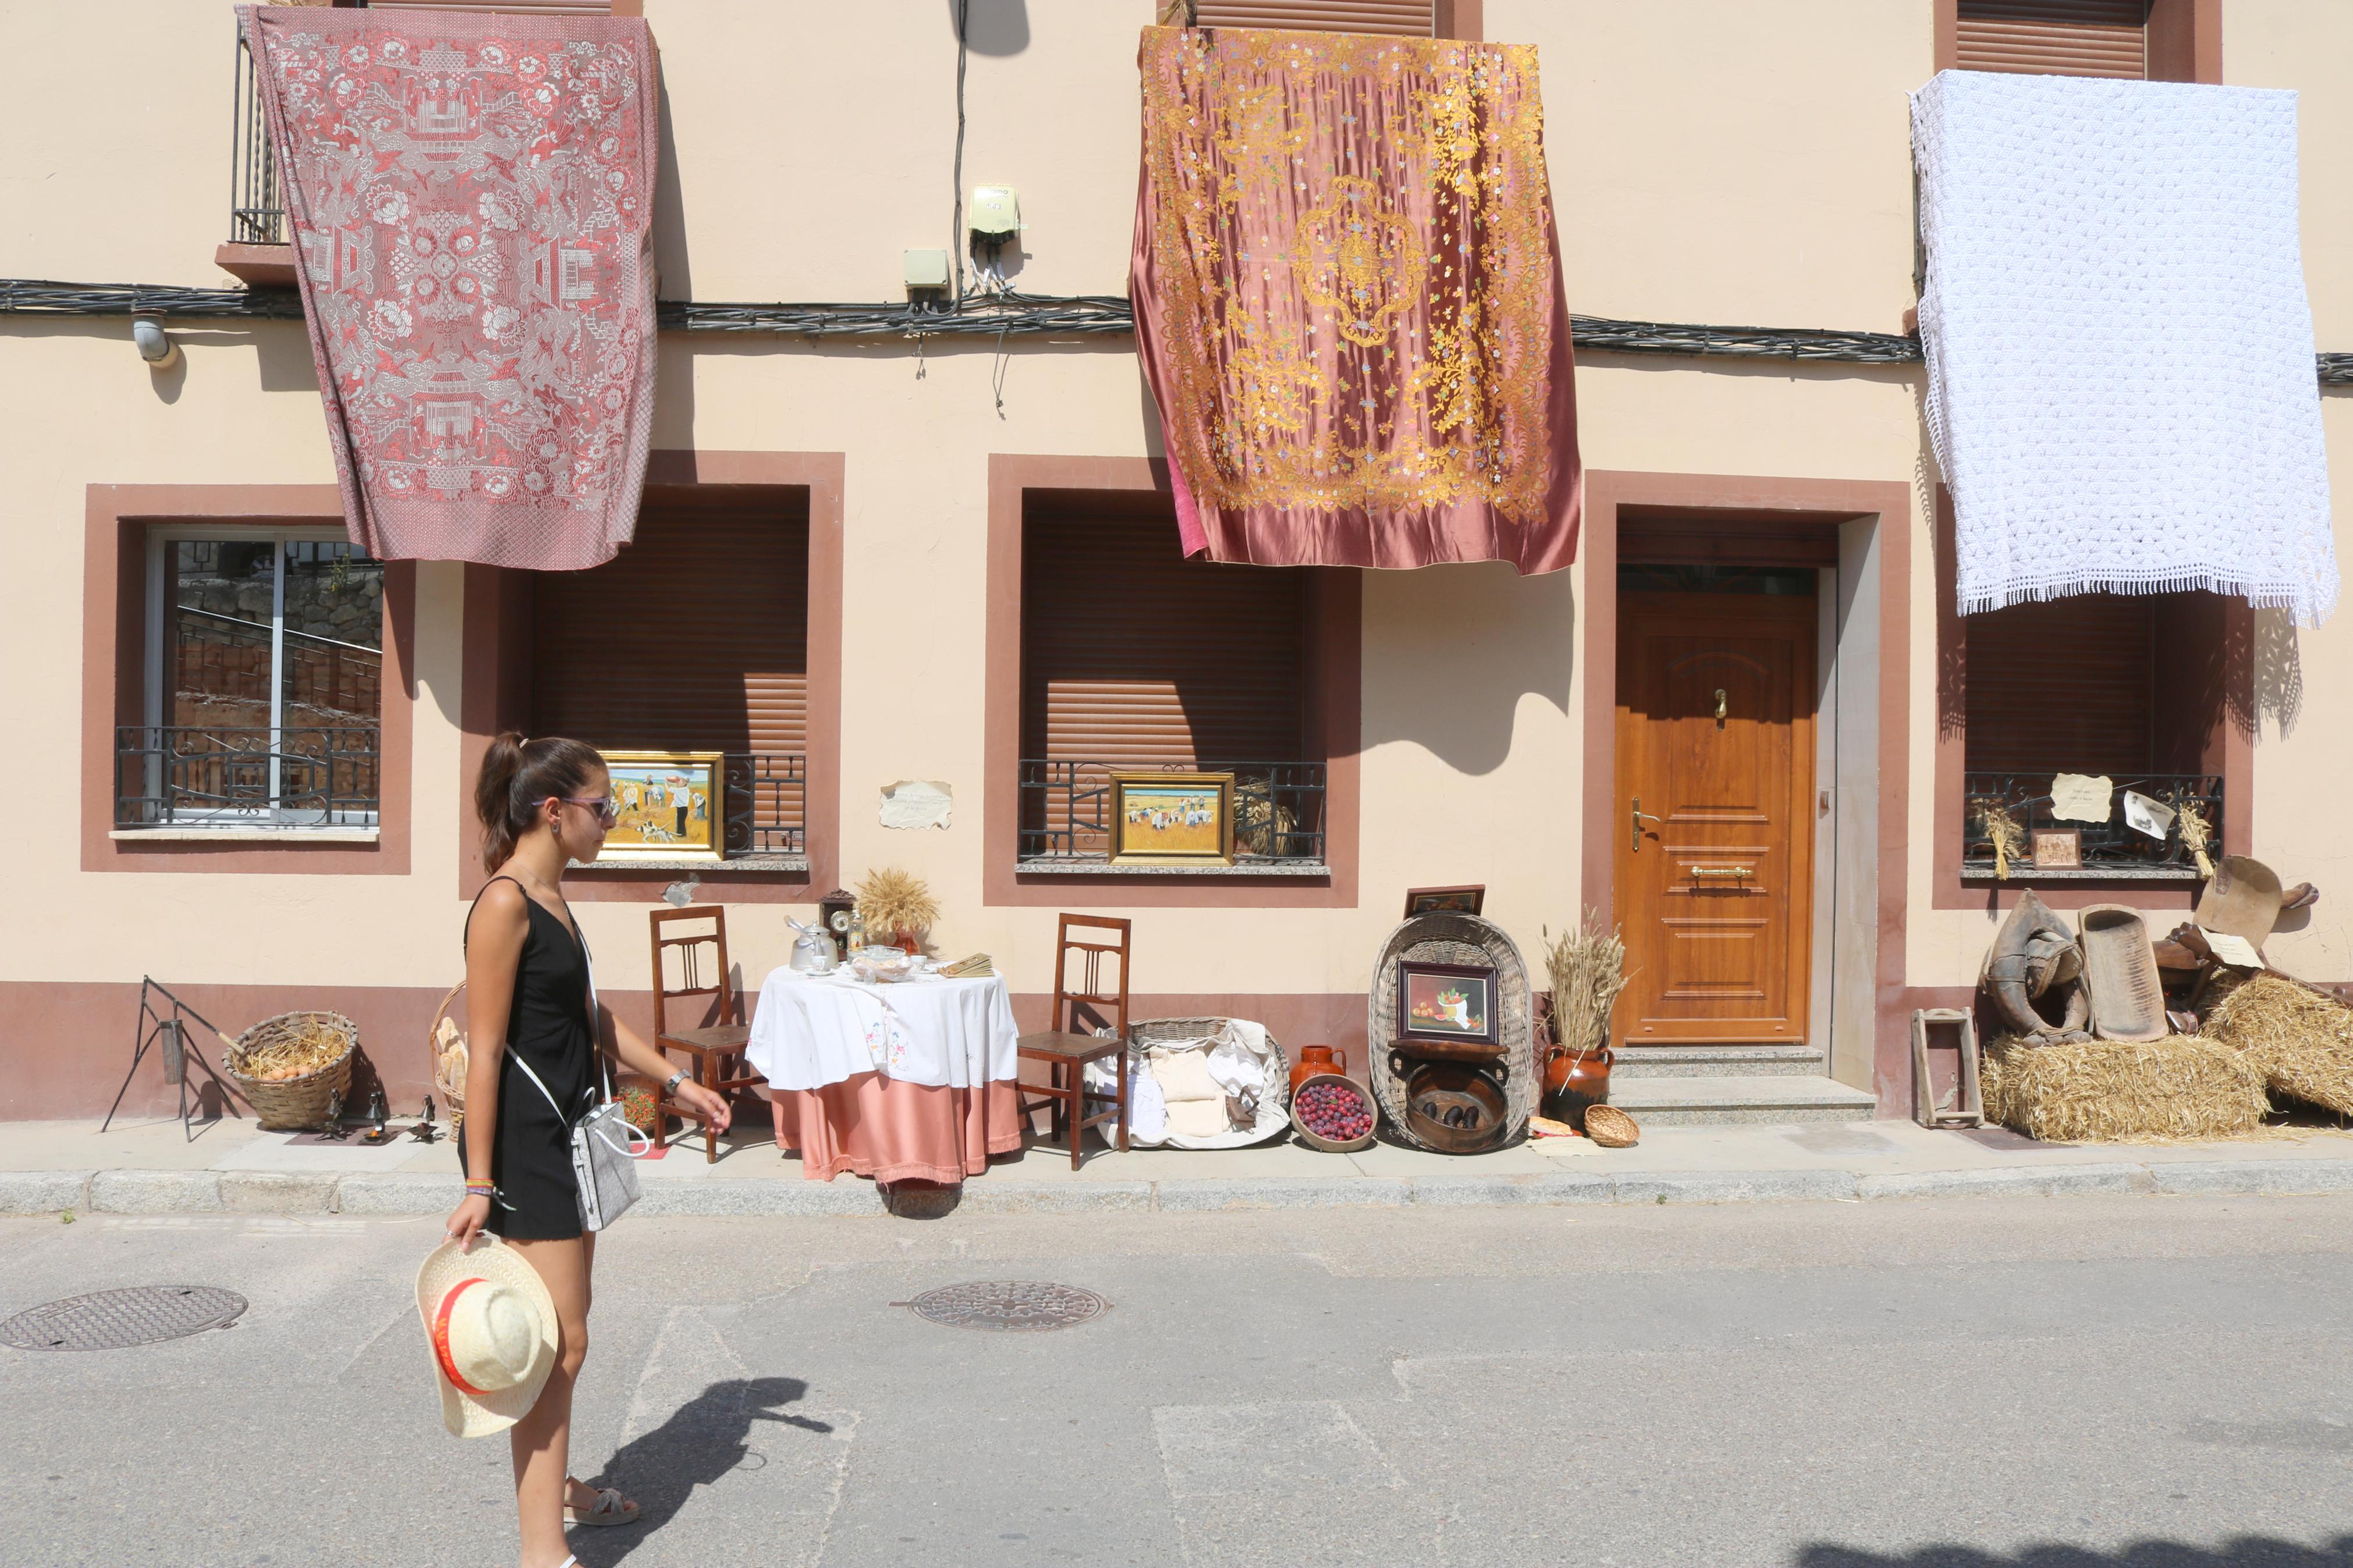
[745,969,1019,1091]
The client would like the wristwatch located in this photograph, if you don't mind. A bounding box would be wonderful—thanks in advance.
[662,1069,688,1098]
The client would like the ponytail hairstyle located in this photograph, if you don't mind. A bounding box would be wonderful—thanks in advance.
[474,732,608,872]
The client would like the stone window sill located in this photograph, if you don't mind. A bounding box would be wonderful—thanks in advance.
[110,827,379,844]
[569,854,809,874]
[1960,865,2203,885]
[1014,859,1329,879]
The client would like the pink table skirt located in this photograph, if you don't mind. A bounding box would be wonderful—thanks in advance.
[766,1075,1025,1184]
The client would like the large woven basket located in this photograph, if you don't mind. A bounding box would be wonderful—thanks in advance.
[1368,912,1535,1151]
[428,982,469,1112]
[222,1011,357,1130]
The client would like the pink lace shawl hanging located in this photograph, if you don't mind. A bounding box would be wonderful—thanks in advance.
[1131,26,1581,573]
[241,6,659,571]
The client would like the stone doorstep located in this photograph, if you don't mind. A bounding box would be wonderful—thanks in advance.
[1607,1075,1880,1126]
[1612,1045,1827,1079]
[11,1158,2353,1217]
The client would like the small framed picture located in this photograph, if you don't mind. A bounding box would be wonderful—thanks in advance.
[599,751,725,862]
[1396,961,1500,1047]
[1108,771,1234,866]
[2031,829,2081,870]
[1404,884,1486,918]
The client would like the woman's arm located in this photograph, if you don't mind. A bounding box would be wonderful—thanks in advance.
[449,881,528,1248]
[599,1002,732,1135]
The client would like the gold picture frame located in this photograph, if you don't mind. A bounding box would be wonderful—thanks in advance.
[1108,770,1234,866]
[598,751,725,862]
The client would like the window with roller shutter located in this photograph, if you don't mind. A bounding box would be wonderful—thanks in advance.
[528,486,810,861]
[1018,491,1328,865]
[1955,0,2148,79]
[1177,2,1435,35]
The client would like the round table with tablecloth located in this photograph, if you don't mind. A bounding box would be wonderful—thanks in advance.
[744,967,1023,1183]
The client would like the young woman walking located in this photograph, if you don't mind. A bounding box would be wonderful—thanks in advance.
[445,733,733,1568]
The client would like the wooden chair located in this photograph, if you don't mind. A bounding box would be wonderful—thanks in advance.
[648,905,764,1163]
[1016,914,1133,1169]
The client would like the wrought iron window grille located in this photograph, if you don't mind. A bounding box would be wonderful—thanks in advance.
[1018,760,1328,866]
[721,752,807,858]
[116,725,379,829]
[1961,771,2222,874]
[229,30,283,247]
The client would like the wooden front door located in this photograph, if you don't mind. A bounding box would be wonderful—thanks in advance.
[1613,591,1818,1045]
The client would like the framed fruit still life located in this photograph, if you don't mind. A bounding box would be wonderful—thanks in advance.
[1396,961,1499,1047]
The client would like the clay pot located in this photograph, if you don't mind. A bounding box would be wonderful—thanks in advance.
[1289,1044,1348,1102]
[890,929,922,956]
[1541,1043,1614,1129]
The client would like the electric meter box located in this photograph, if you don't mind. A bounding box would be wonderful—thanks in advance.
[968,186,1020,237]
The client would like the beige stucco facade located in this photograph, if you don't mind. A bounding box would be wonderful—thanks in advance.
[1,0,2344,1119]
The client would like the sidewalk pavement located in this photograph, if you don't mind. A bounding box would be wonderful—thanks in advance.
[7,1110,2353,1217]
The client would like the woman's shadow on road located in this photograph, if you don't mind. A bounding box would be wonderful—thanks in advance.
[575,1376,833,1564]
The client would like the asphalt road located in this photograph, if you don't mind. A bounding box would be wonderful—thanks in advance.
[5,1195,2352,1567]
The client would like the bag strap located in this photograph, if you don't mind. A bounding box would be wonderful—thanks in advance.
[506,1045,571,1126]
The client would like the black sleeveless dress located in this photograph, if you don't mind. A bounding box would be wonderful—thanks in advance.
[462,876,597,1241]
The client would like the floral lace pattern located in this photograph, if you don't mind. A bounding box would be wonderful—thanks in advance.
[243,7,658,571]
[1133,26,1580,573]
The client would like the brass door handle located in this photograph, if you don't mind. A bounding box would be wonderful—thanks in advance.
[1714,688,1727,728]
[1691,865,1753,879]
[1630,797,1662,852]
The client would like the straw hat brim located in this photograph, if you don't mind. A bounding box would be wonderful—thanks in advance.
[415,1237,559,1439]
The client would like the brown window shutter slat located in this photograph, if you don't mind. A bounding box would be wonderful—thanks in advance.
[1956,0,2148,79]
[1021,502,1308,766]
[532,489,808,758]
[1190,2,1435,37]
[1964,594,2155,776]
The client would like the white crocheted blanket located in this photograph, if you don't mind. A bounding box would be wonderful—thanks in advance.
[1912,70,2338,626]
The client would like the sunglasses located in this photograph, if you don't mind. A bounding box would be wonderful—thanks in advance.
[558,795,619,827]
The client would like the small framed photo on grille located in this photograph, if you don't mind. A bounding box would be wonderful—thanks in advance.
[2031,829,2081,870]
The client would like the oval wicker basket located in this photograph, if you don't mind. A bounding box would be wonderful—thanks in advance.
[1584,1103,1641,1149]
[1290,1071,1377,1153]
[428,982,469,1112]
[223,1011,357,1130]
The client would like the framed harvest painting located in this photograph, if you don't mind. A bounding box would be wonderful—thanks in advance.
[1396,961,1500,1047]
[598,751,723,862]
[1108,770,1234,866]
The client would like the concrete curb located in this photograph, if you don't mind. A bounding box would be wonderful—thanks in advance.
[10,1157,2353,1218]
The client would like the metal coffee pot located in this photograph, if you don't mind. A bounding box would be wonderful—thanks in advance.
[786,918,837,975]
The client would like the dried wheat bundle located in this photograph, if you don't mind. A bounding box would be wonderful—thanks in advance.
[2174,797,2216,879]
[1974,800,2025,880]
[2204,973,2353,1117]
[856,866,940,938]
[1980,1034,2267,1142]
[1543,910,1628,1060]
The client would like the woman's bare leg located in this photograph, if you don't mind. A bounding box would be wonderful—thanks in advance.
[506,1235,590,1568]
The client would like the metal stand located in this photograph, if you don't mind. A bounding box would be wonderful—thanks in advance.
[1911,1008,1985,1130]
[100,978,247,1140]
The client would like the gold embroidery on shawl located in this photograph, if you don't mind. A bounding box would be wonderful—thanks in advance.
[1140,26,1556,519]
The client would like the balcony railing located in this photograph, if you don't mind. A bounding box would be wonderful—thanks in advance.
[1961,771,2223,876]
[229,29,285,247]
[1018,760,1328,867]
[722,752,805,859]
[116,725,379,829]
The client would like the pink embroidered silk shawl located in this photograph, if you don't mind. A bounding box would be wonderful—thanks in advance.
[242,6,659,571]
[1132,26,1580,573]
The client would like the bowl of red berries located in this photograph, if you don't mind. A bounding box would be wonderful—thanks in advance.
[1290,1071,1378,1152]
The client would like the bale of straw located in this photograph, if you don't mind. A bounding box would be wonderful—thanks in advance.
[1980,1034,2267,1142]
[2203,974,2353,1117]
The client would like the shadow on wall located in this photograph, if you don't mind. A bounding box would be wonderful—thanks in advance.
[2251,605,2304,741]
[1797,1537,2353,1567]
[1358,559,1575,777]
[947,0,1030,56]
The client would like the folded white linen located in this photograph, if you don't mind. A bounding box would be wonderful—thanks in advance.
[1911,69,2337,626]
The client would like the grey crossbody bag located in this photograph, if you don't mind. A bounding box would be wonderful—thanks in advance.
[507,943,649,1232]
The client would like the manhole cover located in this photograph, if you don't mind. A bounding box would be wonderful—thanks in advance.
[0,1286,247,1352]
[905,1281,1108,1333]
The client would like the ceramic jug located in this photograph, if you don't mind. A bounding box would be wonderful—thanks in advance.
[1289,1045,1347,1101]
[1541,1042,1614,1128]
